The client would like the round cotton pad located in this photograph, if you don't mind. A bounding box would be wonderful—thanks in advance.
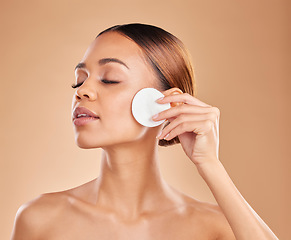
[131,88,171,127]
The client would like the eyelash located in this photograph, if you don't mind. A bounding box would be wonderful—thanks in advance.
[71,79,120,88]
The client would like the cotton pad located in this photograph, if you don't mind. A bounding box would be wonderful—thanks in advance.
[131,88,171,127]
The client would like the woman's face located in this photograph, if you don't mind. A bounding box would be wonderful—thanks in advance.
[71,32,161,149]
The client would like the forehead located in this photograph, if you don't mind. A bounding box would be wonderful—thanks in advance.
[81,32,146,66]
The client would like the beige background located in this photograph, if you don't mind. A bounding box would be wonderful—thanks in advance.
[0,0,290,239]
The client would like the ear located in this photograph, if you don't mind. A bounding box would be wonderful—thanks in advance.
[161,87,184,108]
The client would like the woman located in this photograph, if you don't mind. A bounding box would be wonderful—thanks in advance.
[11,23,278,239]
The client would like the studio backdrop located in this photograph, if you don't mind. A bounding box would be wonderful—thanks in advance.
[0,0,289,239]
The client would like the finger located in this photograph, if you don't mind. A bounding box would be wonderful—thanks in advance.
[163,120,213,140]
[153,104,219,122]
[156,93,211,107]
[158,112,218,139]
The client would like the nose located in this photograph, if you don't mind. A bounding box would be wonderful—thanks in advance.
[74,80,97,101]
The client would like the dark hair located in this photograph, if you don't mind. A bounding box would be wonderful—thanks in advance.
[97,23,197,147]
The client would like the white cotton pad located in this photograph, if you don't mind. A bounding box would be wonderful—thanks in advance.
[131,88,171,127]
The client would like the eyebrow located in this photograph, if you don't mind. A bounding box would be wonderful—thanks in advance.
[74,58,129,71]
[75,62,86,70]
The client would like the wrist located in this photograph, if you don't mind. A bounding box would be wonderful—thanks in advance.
[196,159,225,180]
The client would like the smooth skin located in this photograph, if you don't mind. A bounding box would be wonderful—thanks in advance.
[11,32,278,240]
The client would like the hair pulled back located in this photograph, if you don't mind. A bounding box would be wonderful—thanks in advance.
[97,23,197,147]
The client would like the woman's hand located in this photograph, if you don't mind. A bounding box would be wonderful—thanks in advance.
[153,92,280,240]
[153,93,220,167]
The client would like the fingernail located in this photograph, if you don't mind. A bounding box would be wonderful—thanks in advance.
[156,130,162,139]
[155,97,164,102]
[164,133,170,140]
[152,113,159,119]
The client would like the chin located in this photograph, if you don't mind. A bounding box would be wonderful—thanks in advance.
[76,143,97,149]
[73,125,147,149]
[74,134,120,149]
[74,134,100,149]
[76,140,98,149]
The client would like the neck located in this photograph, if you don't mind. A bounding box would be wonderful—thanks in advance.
[92,139,173,219]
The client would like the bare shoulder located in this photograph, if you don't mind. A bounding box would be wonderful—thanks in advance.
[179,194,236,240]
[11,192,68,239]
[11,179,97,239]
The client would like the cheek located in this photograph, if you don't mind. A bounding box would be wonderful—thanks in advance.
[105,92,146,136]
[102,93,138,128]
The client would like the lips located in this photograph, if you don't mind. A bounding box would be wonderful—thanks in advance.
[72,106,99,121]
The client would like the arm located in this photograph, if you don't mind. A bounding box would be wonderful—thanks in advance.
[154,92,279,240]
[197,160,278,240]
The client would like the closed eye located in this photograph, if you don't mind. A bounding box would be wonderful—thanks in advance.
[71,82,83,88]
[71,79,120,88]
[101,79,120,84]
